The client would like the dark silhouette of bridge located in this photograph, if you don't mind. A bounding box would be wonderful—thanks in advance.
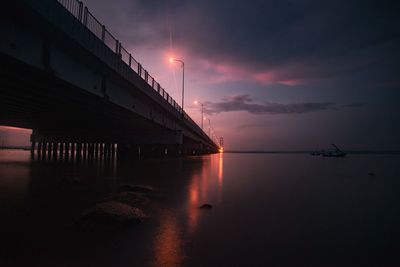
[0,0,219,159]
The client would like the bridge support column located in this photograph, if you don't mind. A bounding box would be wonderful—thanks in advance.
[94,143,99,160]
[165,144,181,157]
[47,142,52,160]
[108,144,113,158]
[111,144,116,158]
[116,144,141,159]
[52,142,58,161]
[100,143,104,160]
[104,143,109,159]
[59,142,64,161]
[76,143,82,162]
[109,143,112,158]
[88,143,94,159]
[83,143,87,159]
[37,141,42,157]
[71,143,75,161]
[42,141,47,160]
[30,140,36,157]
[65,142,70,161]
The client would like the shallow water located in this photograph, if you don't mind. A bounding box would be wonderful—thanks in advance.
[0,150,399,266]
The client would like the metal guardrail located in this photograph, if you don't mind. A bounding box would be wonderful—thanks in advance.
[54,0,216,146]
[56,0,183,113]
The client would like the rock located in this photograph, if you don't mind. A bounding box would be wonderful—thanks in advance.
[106,191,149,207]
[368,171,376,176]
[77,201,148,230]
[119,184,154,193]
[199,203,213,209]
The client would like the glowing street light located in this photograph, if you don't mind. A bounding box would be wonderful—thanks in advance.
[170,57,185,117]
[194,100,204,129]
[207,118,211,137]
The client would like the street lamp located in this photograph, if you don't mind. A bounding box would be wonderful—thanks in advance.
[207,118,211,137]
[170,58,185,116]
[194,100,204,129]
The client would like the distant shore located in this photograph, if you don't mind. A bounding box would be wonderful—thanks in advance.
[0,146,30,150]
[1,147,399,155]
[225,150,400,155]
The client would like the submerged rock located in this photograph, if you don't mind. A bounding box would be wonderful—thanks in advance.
[119,184,154,193]
[368,171,376,176]
[106,191,149,207]
[199,204,213,209]
[77,201,148,230]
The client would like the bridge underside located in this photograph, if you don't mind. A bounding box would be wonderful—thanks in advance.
[0,0,218,158]
[0,53,215,158]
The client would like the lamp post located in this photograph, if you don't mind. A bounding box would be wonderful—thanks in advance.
[170,58,185,117]
[194,100,204,129]
[207,118,211,137]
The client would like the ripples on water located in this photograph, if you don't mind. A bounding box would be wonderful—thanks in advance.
[0,150,399,267]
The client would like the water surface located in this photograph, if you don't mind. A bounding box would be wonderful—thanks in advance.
[1,150,399,266]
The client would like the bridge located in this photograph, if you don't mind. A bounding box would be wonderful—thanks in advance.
[0,0,220,160]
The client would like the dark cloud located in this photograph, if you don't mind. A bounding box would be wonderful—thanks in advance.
[204,94,335,115]
[342,103,366,108]
[82,0,400,85]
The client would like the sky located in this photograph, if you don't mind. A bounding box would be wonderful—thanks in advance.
[1,0,400,150]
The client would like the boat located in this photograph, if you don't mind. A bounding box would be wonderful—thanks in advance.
[322,144,346,157]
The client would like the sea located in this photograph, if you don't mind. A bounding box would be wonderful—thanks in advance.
[0,149,399,267]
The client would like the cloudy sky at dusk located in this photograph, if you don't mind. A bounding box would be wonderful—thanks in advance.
[1,0,400,150]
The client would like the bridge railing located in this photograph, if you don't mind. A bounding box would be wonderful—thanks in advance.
[55,0,217,147]
[57,0,82,20]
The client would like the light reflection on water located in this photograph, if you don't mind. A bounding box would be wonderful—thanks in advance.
[152,210,184,267]
[1,150,400,267]
[152,153,224,267]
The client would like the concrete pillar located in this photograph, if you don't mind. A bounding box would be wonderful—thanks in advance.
[76,143,82,161]
[65,142,70,161]
[42,142,47,159]
[100,143,104,159]
[83,143,87,159]
[59,142,64,160]
[47,142,52,160]
[166,144,180,157]
[30,140,36,156]
[94,143,99,160]
[108,143,112,158]
[88,143,93,159]
[92,143,96,158]
[111,144,115,158]
[71,143,75,161]
[104,143,109,159]
[52,142,58,161]
[107,143,112,158]
[37,141,42,157]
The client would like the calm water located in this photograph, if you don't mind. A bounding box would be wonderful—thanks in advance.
[0,150,400,267]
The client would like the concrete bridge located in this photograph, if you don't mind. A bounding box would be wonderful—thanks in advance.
[0,0,219,159]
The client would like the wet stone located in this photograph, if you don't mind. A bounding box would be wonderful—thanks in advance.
[119,184,154,193]
[77,201,148,230]
[106,191,149,207]
[199,204,213,209]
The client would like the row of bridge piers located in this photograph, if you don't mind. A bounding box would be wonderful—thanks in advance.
[30,140,116,162]
[30,132,217,162]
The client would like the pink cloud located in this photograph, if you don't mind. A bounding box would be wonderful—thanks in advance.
[195,59,303,86]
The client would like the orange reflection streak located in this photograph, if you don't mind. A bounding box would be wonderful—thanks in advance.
[216,153,224,204]
[152,210,184,267]
[187,174,200,235]
[201,161,208,201]
[218,153,224,188]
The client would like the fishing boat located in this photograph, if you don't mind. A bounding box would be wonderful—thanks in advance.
[322,144,346,157]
